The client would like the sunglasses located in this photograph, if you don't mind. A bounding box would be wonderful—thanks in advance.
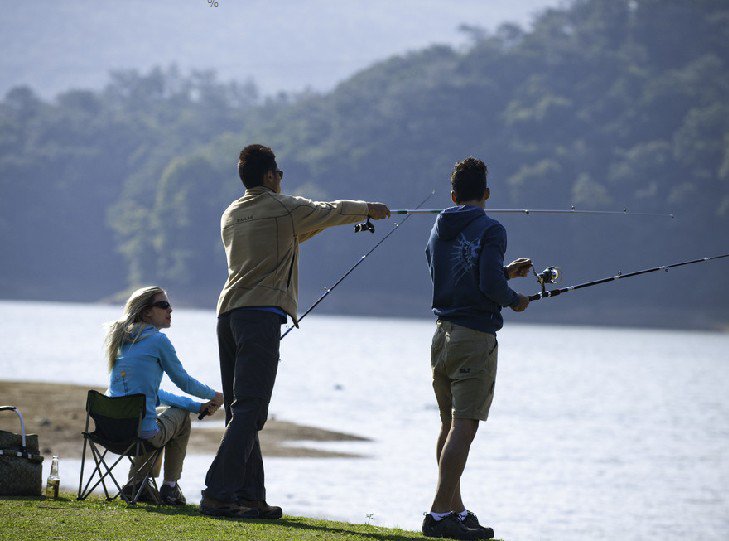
[276,169,284,179]
[150,300,172,310]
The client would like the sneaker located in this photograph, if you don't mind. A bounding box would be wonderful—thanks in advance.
[237,498,283,519]
[422,512,490,540]
[159,483,187,505]
[121,479,160,504]
[461,510,495,539]
[200,493,260,519]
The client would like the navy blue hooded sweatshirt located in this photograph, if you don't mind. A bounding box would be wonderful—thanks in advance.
[426,205,519,335]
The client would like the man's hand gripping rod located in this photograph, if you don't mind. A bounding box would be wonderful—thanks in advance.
[281,189,436,338]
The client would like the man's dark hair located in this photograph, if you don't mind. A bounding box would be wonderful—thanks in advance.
[451,157,488,203]
[238,144,277,188]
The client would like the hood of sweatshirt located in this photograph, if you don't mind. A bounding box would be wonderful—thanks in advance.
[433,205,486,241]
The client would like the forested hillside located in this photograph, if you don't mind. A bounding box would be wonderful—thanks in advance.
[1,0,727,329]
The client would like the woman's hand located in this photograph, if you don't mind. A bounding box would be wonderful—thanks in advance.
[199,400,220,417]
[198,392,224,418]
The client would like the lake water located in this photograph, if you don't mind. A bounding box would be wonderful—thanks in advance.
[1,300,728,540]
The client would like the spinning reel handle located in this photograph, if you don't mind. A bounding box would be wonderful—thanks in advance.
[533,265,561,295]
[354,217,375,234]
[535,266,560,285]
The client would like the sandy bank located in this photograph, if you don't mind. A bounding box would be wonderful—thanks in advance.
[0,381,369,459]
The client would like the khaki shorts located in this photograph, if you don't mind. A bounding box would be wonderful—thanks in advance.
[431,320,498,422]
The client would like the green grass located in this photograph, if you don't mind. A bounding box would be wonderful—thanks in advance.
[0,492,506,541]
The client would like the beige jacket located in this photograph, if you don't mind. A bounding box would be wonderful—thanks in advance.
[217,186,370,321]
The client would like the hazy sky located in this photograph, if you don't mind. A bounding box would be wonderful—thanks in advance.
[1,0,565,98]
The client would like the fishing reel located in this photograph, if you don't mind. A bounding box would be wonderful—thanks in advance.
[534,266,561,295]
[354,217,375,234]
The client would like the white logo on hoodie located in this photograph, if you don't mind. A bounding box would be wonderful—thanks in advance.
[451,233,480,284]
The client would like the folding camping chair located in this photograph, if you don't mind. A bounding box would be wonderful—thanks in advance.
[77,390,162,505]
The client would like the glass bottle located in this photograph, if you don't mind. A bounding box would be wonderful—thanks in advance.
[45,455,60,499]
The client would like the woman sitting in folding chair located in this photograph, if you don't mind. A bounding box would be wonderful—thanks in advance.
[105,286,223,505]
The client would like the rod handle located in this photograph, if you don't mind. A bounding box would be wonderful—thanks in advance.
[528,289,563,301]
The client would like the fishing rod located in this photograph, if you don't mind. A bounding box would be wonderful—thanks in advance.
[387,206,675,218]
[353,206,673,234]
[280,189,437,338]
[528,253,729,302]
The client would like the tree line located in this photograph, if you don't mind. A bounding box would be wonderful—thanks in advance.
[1,0,727,329]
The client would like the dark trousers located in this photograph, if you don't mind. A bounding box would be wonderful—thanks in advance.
[203,310,281,502]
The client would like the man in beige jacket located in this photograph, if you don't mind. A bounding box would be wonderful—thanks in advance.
[201,144,389,518]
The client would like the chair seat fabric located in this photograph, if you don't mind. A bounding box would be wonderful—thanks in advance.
[83,431,156,456]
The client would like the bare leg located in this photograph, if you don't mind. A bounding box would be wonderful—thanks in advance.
[435,419,465,512]
[431,417,479,513]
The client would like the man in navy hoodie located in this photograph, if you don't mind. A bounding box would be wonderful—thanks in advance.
[422,157,532,540]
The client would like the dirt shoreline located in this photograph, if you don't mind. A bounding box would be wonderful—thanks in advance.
[0,380,369,459]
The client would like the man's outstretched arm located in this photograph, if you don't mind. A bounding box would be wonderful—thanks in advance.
[290,197,390,242]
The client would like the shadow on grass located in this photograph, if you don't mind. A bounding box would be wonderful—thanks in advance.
[1,496,426,541]
[138,504,424,540]
[273,519,424,541]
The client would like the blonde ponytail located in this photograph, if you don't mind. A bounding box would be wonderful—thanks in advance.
[104,286,165,371]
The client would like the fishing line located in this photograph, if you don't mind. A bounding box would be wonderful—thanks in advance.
[528,253,729,302]
[280,189,436,338]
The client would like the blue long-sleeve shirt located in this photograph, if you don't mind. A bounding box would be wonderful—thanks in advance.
[107,326,216,438]
[426,205,519,335]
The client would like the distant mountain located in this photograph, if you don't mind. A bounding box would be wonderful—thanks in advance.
[0,0,561,98]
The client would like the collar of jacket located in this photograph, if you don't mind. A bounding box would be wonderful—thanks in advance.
[245,186,276,196]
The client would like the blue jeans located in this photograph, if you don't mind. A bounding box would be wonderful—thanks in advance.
[203,310,281,502]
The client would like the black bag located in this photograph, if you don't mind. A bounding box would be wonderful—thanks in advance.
[0,406,45,496]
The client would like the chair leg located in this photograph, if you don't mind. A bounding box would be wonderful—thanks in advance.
[77,435,89,500]
[145,450,162,505]
[78,442,104,500]
[126,456,143,505]
[92,445,112,500]
[80,441,135,501]
[96,450,126,500]
[127,447,162,505]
